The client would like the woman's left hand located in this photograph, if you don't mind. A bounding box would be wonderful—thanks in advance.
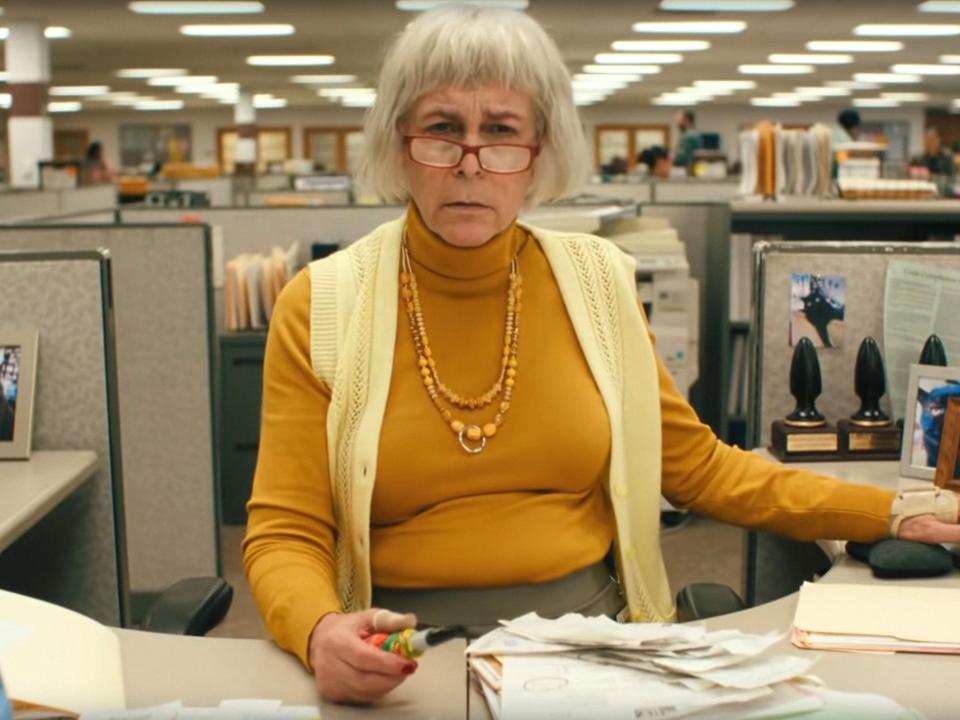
[896,493,960,543]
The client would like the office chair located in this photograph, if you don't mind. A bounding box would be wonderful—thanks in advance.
[140,577,234,636]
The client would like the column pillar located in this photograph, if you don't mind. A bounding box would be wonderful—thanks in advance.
[5,21,52,188]
[234,91,257,177]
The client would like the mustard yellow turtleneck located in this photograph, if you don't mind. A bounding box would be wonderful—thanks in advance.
[243,204,896,667]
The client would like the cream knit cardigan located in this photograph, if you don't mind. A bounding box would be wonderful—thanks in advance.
[308,215,676,624]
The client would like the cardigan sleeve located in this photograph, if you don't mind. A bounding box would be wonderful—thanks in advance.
[242,268,341,669]
[655,343,896,542]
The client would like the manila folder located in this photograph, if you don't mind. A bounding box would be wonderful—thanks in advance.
[0,589,126,712]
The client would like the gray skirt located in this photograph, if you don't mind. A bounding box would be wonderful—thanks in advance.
[371,562,624,637]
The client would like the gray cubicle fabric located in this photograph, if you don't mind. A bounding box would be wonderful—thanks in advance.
[0,186,116,224]
[0,253,125,625]
[0,226,217,592]
[752,242,960,447]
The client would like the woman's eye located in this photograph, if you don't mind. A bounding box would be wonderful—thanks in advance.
[426,122,456,134]
[489,124,516,135]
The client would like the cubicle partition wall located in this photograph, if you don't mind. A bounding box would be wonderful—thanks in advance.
[745,240,960,606]
[0,186,117,223]
[0,250,128,625]
[638,202,731,437]
[0,225,218,594]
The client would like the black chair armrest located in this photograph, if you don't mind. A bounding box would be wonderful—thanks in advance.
[141,577,233,636]
[676,582,746,622]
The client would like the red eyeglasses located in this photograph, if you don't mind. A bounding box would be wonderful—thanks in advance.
[404,135,540,174]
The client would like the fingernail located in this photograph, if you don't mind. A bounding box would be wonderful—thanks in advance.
[402,663,417,675]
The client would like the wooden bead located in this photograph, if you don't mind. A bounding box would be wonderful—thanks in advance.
[508,358,517,368]
[500,401,510,412]
[451,420,464,433]
[423,376,434,386]
[506,368,517,378]
[466,425,483,442]
[505,378,515,387]
[442,409,453,422]
[483,423,497,437]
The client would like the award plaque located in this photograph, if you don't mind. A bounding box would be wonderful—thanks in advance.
[838,337,902,459]
[770,338,840,461]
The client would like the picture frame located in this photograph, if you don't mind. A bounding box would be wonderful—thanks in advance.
[0,328,39,460]
[899,363,960,481]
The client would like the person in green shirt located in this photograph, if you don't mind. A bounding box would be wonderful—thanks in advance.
[672,110,702,169]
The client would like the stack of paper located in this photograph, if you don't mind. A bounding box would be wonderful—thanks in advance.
[468,612,919,720]
[79,700,319,719]
[224,242,300,331]
[792,582,960,654]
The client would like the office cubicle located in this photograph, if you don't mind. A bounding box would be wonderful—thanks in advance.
[744,240,960,606]
[0,225,219,595]
[0,249,128,625]
[0,186,116,224]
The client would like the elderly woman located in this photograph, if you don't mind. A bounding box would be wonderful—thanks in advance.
[243,5,960,705]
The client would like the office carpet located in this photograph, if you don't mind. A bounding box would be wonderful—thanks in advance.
[210,516,744,640]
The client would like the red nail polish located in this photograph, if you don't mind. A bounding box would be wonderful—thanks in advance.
[402,663,417,675]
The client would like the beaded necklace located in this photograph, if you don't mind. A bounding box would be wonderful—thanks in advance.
[399,241,522,454]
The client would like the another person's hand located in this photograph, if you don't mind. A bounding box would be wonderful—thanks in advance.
[309,608,418,704]
[897,492,960,544]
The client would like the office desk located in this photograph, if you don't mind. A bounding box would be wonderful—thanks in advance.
[0,450,98,553]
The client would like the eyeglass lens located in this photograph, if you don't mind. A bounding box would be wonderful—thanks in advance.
[409,137,532,173]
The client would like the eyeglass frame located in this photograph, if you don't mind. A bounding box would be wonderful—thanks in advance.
[402,134,541,175]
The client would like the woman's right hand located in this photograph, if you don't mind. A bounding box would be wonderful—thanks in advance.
[309,608,419,704]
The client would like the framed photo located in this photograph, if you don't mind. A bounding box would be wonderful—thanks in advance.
[900,363,960,481]
[0,329,39,460]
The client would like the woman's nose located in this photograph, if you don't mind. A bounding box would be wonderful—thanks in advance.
[455,148,484,176]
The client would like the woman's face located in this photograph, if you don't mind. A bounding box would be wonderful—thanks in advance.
[400,85,538,248]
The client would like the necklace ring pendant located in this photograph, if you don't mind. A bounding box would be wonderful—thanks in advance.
[458,425,487,454]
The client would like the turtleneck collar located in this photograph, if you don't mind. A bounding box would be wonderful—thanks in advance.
[404,203,524,280]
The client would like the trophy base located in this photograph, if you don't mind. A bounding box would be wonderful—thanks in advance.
[838,419,902,459]
[769,420,841,462]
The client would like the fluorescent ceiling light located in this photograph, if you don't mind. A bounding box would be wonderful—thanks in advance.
[806,40,903,52]
[253,96,286,109]
[768,53,852,64]
[180,23,294,36]
[677,86,733,96]
[825,80,880,89]
[117,68,188,78]
[595,53,682,64]
[652,97,701,106]
[573,72,640,83]
[854,72,921,84]
[50,85,110,96]
[89,92,141,102]
[739,64,814,74]
[129,1,264,13]
[112,96,156,105]
[794,86,851,96]
[176,82,238,94]
[772,92,819,101]
[919,1,960,11]
[247,55,333,66]
[852,98,901,107]
[750,97,800,107]
[881,92,929,101]
[395,0,527,9]
[148,74,217,86]
[854,23,960,37]
[290,74,358,84]
[941,55,960,63]
[48,101,81,112]
[573,80,628,91]
[583,65,660,75]
[694,79,756,89]
[0,93,10,109]
[612,40,709,51]
[0,27,71,40]
[659,0,791,9]
[341,97,377,107]
[632,21,746,33]
[891,63,960,75]
[319,87,377,97]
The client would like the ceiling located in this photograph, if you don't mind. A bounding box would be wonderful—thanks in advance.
[1,0,960,112]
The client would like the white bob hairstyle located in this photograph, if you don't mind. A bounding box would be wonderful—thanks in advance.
[357,5,589,208]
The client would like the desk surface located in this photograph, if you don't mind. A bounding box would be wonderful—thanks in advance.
[115,456,959,718]
[0,449,99,553]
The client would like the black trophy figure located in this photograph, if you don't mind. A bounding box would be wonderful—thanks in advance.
[850,337,890,427]
[784,338,826,427]
[919,334,948,366]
